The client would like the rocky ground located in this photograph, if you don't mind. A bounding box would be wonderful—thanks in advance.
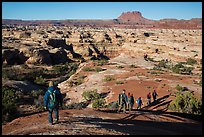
[2,108,202,135]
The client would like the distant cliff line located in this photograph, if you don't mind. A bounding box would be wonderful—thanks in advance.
[2,11,202,29]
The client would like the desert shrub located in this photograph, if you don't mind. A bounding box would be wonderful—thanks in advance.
[92,98,106,108]
[116,81,124,84]
[175,84,188,91]
[69,79,83,87]
[104,75,115,82]
[150,71,163,75]
[168,91,202,115]
[50,63,79,78]
[172,62,193,75]
[95,67,105,72]
[96,59,108,66]
[129,64,137,68]
[117,65,124,69]
[147,57,156,62]
[152,66,162,71]
[83,67,95,71]
[82,90,100,101]
[82,90,106,109]
[157,59,169,68]
[34,75,46,86]
[186,58,197,65]
[2,86,19,123]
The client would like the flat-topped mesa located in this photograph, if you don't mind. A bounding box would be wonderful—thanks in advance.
[117,11,155,24]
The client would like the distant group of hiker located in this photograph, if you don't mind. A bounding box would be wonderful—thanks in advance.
[117,89,158,113]
[43,80,158,125]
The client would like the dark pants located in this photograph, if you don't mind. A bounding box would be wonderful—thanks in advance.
[48,107,59,124]
[118,101,126,112]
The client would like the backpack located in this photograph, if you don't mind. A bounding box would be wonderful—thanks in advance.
[48,89,58,108]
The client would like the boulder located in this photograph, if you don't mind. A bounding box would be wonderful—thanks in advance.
[26,49,52,65]
[50,48,73,64]
[47,38,66,48]
[2,49,28,65]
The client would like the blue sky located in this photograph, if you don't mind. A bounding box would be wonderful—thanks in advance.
[2,2,202,20]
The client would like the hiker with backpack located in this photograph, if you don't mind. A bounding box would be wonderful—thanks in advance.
[117,89,128,113]
[152,89,158,102]
[44,81,63,125]
[136,97,143,110]
[147,92,151,106]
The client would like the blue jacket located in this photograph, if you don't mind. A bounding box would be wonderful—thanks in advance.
[44,86,63,109]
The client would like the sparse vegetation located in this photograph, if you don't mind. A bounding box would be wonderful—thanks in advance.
[92,98,106,109]
[2,87,20,123]
[146,57,156,62]
[95,59,109,66]
[171,62,193,75]
[2,63,79,86]
[82,90,100,101]
[129,64,137,68]
[157,59,170,69]
[83,66,105,72]
[168,91,202,115]
[83,67,95,71]
[116,65,124,69]
[116,81,124,84]
[82,90,106,109]
[186,58,197,65]
[104,75,115,82]
[175,84,188,91]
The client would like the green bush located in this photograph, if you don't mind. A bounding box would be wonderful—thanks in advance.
[95,67,105,72]
[2,87,19,123]
[168,91,202,115]
[96,59,108,66]
[69,79,83,87]
[147,57,155,62]
[83,67,95,71]
[129,64,137,68]
[92,98,106,108]
[117,65,124,69]
[186,58,197,65]
[34,75,46,86]
[116,81,124,84]
[172,62,193,75]
[104,75,115,82]
[82,90,100,101]
[157,59,169,68]
[175,84,186,91]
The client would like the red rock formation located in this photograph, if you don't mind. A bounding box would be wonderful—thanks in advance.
[117,11,156,25]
